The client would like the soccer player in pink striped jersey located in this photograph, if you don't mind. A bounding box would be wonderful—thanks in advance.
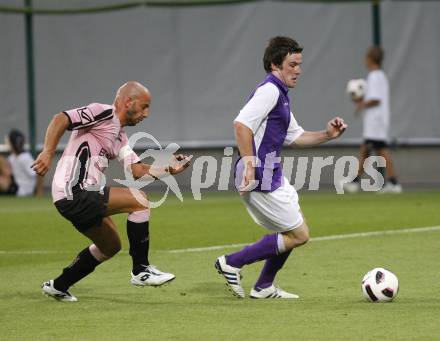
[33,81,191,302]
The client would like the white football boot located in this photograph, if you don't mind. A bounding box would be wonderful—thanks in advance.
[215,255,245,298]
[378,183,403,194]
[131,265,176,287]
[342,181,360,193]
[41,280,78,302]
[250,285,299,299]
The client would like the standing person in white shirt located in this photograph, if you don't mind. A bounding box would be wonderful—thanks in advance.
[0,130,37,196]
[346,46,402,193]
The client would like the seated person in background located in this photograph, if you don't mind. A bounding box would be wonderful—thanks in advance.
[0,153,18,195]
[0,130,39,197]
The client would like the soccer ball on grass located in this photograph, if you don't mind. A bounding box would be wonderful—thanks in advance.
[361,267,399,302]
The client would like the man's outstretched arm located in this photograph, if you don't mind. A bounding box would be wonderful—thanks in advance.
[32,113,70,176]
[130,154,192,180]
[291,117,347,148]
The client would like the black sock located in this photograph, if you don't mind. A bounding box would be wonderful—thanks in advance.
[388,177,398,185]
[127,220,150,275]
[53,247,101,292]
[353,176,360,183]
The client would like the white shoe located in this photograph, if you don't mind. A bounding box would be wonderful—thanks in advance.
[131,265,176,287]
[215,255,245,298]
[342,181,360,193]
[41,280,78,302]
[250,285,299,299]
[378,183,403,194]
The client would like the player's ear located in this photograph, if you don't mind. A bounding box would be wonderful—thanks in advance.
[125,96,133,109]
[271,63,283,72]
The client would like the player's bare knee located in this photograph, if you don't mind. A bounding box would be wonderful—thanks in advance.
[298,229,310,246]
[296,234,309,246]
[281,232,297,250]
[282,224,309,248]
[297,222,310,244]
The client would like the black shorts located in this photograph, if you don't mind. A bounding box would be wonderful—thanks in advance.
[54,186,110,232]
[364,139,388,150]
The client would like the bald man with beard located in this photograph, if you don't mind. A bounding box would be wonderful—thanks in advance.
[33,82,191,301]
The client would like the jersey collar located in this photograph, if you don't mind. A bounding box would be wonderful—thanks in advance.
[266,73,289,95]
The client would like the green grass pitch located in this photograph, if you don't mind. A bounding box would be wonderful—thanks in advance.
[0,191,439,340]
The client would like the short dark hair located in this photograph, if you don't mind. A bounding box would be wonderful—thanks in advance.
[367,46,384,66]
[263,36,303,73]
[8,129,25,154]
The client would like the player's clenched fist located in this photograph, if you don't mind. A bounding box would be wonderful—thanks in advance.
[31,151,53,176]
[169,154,192,175]
[326,117,347,139]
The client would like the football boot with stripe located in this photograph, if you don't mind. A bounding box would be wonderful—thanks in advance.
[215,255,245,298]
[250,285,299,299]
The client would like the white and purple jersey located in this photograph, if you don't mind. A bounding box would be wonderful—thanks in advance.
[234,74,304,192]
[52,103,140,202]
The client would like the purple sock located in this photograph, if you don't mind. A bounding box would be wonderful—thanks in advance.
[254,250,292,289]
[226,234,278,268]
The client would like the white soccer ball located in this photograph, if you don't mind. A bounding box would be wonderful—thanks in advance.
[361,268,399,302]
[346,78,367,100]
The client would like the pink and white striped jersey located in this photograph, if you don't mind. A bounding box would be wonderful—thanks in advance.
[52,103,140,202]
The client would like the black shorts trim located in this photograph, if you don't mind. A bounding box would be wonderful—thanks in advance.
[364,139,388,150]
[54,186,110,232]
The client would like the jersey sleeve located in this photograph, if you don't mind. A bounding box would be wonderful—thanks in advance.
[284,112,304,145]
[365,72,384,101]
[234,82,280,134]
[63,103,114,131]
[117,132,141,168]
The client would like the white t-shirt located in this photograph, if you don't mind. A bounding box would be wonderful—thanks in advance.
[8,152,36,197]
[363,69,390,140]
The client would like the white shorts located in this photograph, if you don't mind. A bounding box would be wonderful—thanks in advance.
[242,178,304,233]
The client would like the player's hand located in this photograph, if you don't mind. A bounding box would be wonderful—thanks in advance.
[326,117,348,139]
[31,150,53,176]
[169,154,192,175]
[239,157,258,195]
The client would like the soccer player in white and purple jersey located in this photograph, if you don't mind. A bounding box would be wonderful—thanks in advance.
[32,82,191,301]
[215,37,347,299]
